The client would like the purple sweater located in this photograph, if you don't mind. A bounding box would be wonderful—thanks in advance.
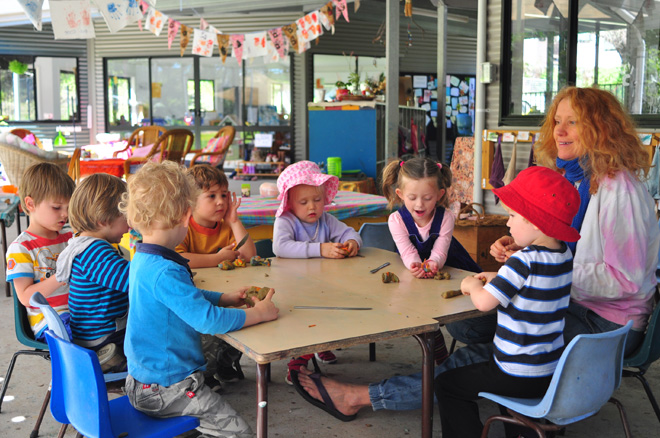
[273,211,362,258]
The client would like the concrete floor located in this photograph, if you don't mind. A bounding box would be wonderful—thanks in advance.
[1,215,659,437]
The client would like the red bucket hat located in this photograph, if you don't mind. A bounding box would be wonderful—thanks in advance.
[493,166,581,242]
[276,161,339,217]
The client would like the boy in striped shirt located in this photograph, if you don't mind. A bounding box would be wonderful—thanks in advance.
[56,173,129,372]
[435,166,581,438]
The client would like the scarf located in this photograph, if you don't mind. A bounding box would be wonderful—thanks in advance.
[556,157,591,254]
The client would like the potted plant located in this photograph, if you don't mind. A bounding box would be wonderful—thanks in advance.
[335,80,350,101]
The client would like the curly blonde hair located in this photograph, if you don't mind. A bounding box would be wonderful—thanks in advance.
[69,173,126,233]
[119,161,199,234]
[535,86,650,194]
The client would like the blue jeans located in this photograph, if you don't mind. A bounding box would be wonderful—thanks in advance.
[368,302,644,411]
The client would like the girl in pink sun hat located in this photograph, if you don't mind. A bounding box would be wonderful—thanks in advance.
[272,160,363,384]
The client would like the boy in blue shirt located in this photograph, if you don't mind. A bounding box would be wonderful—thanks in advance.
[120,161,279,437]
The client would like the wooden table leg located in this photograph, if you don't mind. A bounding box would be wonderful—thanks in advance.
[413,332,435,438]
[256,363,269,438]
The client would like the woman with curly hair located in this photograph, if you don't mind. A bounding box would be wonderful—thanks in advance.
[448,86,659,355]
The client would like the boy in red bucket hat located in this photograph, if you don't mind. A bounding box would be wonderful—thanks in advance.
[435,166,581,438]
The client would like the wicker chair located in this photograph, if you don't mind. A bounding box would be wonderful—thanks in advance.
[10,129,43,149]
[123,129,194,179]
[112,126,167,158]
[189,126,236,168]
[0,143,80,187]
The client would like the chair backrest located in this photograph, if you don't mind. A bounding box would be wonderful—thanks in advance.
[358,222,397,252]
[540,321,632,425]
[10,128,43,149]
[624,297,660,370]
[153,129,195,164]
[29,292,70,341]
[11,283,47,350]
[45,330,116,437]
[255,239,275,258]
[126,125,167,149]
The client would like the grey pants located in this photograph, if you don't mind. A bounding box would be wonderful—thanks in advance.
[125,372,253,438]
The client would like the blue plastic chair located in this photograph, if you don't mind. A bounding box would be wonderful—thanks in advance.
[255,238,275,258]
[358,222,397,252]
[0,285,51,438]
[479,321,633,438]
[623,299,660,423]
[44,330,200,438]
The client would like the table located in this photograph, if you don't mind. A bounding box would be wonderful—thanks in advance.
[0,194,21,297]
[193,247,481,437]
[238,191,390,240]
[79,158,126,178]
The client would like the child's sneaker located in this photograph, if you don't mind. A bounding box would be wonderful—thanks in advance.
[285,356,310,385]
[204,374,223,392]
[215,365,242,383]
[96,343,127,373]
[315,350,337,364]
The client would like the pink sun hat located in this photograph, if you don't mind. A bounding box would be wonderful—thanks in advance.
[276,161,339,217]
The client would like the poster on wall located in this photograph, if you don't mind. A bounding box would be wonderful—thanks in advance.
[445,74,476,136]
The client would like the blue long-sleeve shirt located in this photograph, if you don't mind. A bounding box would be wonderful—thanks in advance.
[125,243,246,387]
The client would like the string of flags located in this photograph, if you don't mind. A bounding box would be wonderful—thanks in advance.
[16,0,360,65]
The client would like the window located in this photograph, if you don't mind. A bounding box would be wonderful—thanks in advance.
[502,0,660,126]
[0,56,79,122]
[313,54,386,101]
[107,75,131,126]
[188,79,215,112]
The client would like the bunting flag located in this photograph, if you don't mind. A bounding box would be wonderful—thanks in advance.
[52,1,96,39]
[145,8,166,36]
[355,0,360,12]
[208,24,219,34]
[180,24,191,56]
[230,34,245,65]
[282,22,300,54]
[125,0,143,24]
[167,18,180,49]
[319,3,335,33]
[192,29,215,57]
[297,11,323,45]
[243,31,268,59]
[17,0,45,31]
[94,0,140,34]
[268,28,286,59]
[200,18,208,30]
[333,0,350,22]
[137,0,149,30]
[217,34,231,63]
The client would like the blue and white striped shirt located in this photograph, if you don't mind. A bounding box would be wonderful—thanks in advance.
[68,240,129,342]
[484,243,573,378]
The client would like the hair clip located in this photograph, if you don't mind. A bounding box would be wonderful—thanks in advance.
[399,160,405,167]
[437,163,442,169]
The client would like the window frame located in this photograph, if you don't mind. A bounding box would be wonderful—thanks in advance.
[499,0,660,128]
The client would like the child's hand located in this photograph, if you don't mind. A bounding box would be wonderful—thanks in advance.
[490,236,520,263]
[250,288,279,322]
[410,262,428,279]
[224,191,242,224]
[341,239,360,257]
[321,242,346,259]
[474,272,497,284]
[217,243,240,262]
[220,286,249,307]
[423,260,439,277]
[461,275,484,295]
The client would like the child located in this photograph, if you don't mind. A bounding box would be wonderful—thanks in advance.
[176,164,256,268]
[436,166,580,438]
[119,161,278,437]
[6,163,75,341]
[55,173,129,372]
[381,156,480,365]
[272,160,362,384]
[176,164,256,385]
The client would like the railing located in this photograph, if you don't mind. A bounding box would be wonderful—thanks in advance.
[520,83,625,115]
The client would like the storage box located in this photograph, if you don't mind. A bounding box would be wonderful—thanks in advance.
[453,225,507,272]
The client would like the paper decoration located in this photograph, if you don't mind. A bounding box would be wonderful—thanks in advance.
[167,18,180,49]
[17,0,45,31]
[282,22,300,54]
[333,0,349,22]
[243,31,268,59]
[208,25,219,34]
[297,11,323,45]
[94,0,142,33]
[145,8,166,36]
[192,29,216,57]
[231,34,245,65]
[200,18,208,30]
[268,28,286,59]
[180,24,191,56]
[52,1,96,39]
[217,34,231,63]
[319,2,335,33]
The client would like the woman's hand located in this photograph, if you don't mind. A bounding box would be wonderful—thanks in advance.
[321,242,346,259]
[224,191,242,224]
[490,235,520,262]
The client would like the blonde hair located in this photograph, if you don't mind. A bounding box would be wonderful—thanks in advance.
[535,86,650,194]
[188,164,228,191]
[19,162,75,213]
[69,173,126,233]
[380,157,452,209]
[119,161,199,234]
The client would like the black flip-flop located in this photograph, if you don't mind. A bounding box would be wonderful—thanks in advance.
[290,369,358,422]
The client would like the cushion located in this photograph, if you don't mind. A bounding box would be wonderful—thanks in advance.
[130,144,164,162]
[195,136,230,166]
[3,133,65,160]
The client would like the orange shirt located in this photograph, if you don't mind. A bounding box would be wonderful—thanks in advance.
[175,216,235,255]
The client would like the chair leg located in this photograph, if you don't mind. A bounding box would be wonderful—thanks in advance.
[0,350,50,412]
[369,342,376,361]
[57,424,68,438]
[481,413,546,438]
[608,397,632,438]
[30,387,51,438]
[631,371,660,423]
[449,338,457,354]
